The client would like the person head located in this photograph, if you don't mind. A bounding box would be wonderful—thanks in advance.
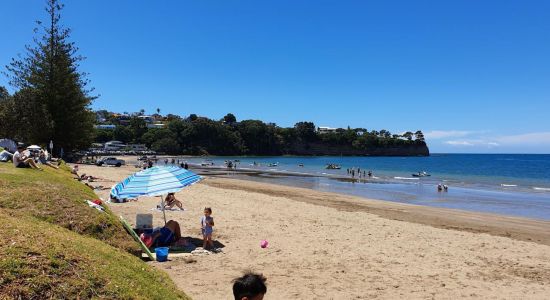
[17,145,25,152]
[204,207,212,216]
[232,272,267,300]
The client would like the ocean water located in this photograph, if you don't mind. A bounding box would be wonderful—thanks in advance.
[172,154,550,220]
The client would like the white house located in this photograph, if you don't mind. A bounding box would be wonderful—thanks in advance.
[94,124,116,130]
[147,123,165,129]
[138,115,155,124]
[317,126,338,134]
[128,144,147,151]
[104,141,127,151]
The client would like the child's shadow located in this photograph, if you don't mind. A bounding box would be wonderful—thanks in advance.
[184,236,225,249]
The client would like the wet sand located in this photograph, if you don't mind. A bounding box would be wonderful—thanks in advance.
[79,164,550,299]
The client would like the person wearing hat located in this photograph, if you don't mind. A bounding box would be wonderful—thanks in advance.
[13,145,42,170]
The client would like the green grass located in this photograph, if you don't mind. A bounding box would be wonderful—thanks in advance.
[0,162,137,253]
[0,163,190,299]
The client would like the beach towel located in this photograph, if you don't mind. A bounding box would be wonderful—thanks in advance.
[169,240,197,253]
[86,200,104,212]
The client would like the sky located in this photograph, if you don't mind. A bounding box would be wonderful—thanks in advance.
[1,0,550,153]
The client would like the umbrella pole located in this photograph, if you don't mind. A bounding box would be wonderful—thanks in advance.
[160,195,167,226]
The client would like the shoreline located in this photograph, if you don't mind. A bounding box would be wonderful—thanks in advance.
[203,177,550,246]
[86,163,550,245]
[185,163,550,221]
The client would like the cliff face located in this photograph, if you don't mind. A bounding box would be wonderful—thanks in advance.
[286,142,430,156]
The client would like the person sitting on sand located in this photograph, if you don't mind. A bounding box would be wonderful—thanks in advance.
[13,146,42,170]
[201,207,215,250]
[165,192,184,210]
[38,150,59,169]
[232,272,267,300]
[140,220,182,248]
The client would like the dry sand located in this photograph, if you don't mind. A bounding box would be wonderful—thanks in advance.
[79,164,550,299]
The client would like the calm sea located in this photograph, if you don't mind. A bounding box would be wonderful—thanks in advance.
[173,154,550,220]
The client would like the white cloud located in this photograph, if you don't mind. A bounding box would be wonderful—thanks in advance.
[424,130,475,140]
[438,132,550,151]
[430,131,550,153]
[494,132,550,146]
[444,139,501,148]
[445,140,474,146]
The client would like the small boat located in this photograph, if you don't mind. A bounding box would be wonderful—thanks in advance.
[268,163,278,167]
[201,160,214,166]
[325,164,341,170]
[412,171,431,177]
[298,163,304,167]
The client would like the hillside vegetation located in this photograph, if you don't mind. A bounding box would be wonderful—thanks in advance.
[0,163,189,299]
[95,113,429,156]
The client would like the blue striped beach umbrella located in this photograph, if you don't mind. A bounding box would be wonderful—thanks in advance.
[110,166,202,224]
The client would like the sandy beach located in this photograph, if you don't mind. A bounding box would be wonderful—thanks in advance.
[79,164,550,299]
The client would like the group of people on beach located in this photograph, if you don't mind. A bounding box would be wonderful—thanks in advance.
[155,158,188,170]
[347,167,373,179]
[136,191,267,299]
[141,193,217,251]
[71,164,117,192]
[1,145,60,171]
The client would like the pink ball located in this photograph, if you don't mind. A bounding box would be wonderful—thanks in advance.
[260,240,268,248]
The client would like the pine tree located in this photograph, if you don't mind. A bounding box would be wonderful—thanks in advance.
[4,0,95,154]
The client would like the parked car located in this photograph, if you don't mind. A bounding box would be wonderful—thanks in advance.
[96,157,125,167]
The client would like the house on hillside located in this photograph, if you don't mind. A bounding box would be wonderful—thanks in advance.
[317,126,338,134]
[94,124,116,130]
[138,115,155,124]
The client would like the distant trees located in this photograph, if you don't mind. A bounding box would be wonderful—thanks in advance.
[238,120,279,155]
[113,126,133,143]
[0,89,52,144]
[2,0,95,154]
[294,122,316,142]
[223,113,237,125]
[164,114,181,122]
[93,129,114,143]
[129,116,147,142]
[414,130,425,142]
[0,86,8,100]
[403,131,414,141]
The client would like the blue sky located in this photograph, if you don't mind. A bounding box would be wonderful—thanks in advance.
[1,0,550,153]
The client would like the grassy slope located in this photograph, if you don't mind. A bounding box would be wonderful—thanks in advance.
[0,163,189,299]
[0,162,137,253]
